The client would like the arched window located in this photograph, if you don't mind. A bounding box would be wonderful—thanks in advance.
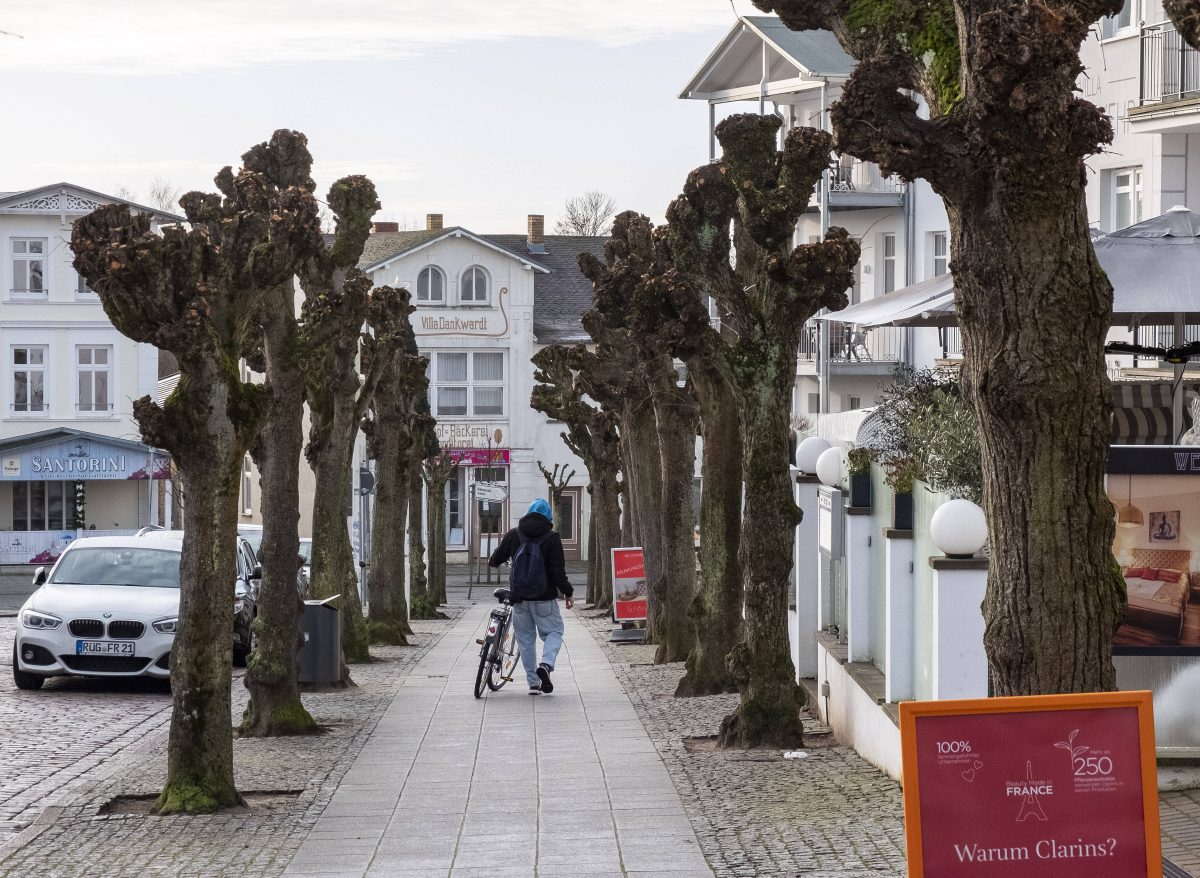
[460,265,489,304]
[416,266,445,304]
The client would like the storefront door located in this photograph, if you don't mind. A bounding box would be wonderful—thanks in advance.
[559,487,582,561]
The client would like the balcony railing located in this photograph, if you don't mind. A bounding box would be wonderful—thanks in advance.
[830,158,905,195]
[1140,21,1200,105]
[798,321,904,365]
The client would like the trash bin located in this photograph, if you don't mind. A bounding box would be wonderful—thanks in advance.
[299,595,341,684]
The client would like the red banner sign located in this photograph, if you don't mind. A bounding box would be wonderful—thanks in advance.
[449,448,510,466]
[900,691,1161,877]
[611,547,647,622]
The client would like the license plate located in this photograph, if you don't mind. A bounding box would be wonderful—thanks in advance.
[76,640,135,657]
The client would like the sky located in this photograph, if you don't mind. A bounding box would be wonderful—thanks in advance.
[0,1,746,231]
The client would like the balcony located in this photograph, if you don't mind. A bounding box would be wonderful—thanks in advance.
[798,321,904,375]
[1131,21,1200,133]
[826,159,906,211]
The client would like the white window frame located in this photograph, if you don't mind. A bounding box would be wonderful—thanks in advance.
[430,350,505,417]
[76,269,97,300]
[1102,0,1137,38]
[459,265,490,306]
[11,237,48,299]
[416,265,446,305]
[1112,167,1143,231]
[11,345,48,416]
[931,231,949,277]
[241,454,253,515]
[75,344,114,415]
[880,233,897,294]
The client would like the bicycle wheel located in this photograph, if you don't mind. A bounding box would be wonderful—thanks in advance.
[487,620,520,691]
[474,638,494,699]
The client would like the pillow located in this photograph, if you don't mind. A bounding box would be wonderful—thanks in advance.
[1158,569,1182,583]
[1124,566,1147,579]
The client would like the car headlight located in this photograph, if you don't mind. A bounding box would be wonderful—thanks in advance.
[152,617,178,634]
[21,609,62,630]
[234,598,246,615]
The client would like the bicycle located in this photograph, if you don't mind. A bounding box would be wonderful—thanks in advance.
[474,587,522,698]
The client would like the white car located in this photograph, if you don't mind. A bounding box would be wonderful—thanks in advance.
[11,532,258,690]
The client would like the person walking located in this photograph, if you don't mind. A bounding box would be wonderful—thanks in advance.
[489,498,574,694]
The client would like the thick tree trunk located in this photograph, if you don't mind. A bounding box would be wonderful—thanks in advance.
[427,474,448,606]
[309,437,368,672]
[157,378,243,813]
[368,434,411,645]
[591,474,620,609]
[677,366,743,696]
[719,339,805,749]
[408,467,441,619]
[954,196,1125,695]
[625,402,664,638]
[586,508,598,606]
[650,378,699,665]
[618,432,640,547]
[240,312,315,736]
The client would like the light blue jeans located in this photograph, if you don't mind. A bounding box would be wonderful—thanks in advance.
[512,599,564,686]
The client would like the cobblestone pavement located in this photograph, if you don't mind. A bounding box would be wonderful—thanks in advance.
[1161,789,1200,874]
[0,603,466,878]
[578,613,906,878]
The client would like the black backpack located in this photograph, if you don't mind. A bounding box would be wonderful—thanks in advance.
[510,531,551,600]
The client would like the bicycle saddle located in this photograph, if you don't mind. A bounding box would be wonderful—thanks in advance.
[493,587,511,603]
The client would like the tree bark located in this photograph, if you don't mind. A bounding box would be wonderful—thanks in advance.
[586,505,599,606]
[408,466,441,619]
[367,423,411,645]
[677,362,743,696]
[427,473,447,605]
[240,282,316,737]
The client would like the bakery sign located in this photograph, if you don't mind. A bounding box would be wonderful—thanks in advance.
[901,691,1162,877]
[0,437,170,481]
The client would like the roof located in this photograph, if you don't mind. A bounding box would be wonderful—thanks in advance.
[0,428,158,456]
[0,182,185,223]
[680,16,852,100]
[359,228,605,344]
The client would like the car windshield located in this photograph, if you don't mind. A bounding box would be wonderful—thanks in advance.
[240,530,263,555]
[49,547,181,588]
[298,540,312,563]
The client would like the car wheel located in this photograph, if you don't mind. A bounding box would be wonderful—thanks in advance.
[12,644,44,691]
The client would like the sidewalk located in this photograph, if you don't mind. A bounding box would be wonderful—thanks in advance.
[283,600,714,878]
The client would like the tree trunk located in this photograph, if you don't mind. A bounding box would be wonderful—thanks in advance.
[677,365,743,696]
[719,337,805,749]
[625,401,663,637]
[955,197,1125,695]
[427,473,448,606]
[619,432,640,547]
[309,437,368,672]
[592,474,620,609]
[157,377,244,813]
[367,432,411,645]
[650,377,699,665]
[240,298,316,736]
[586,503,598,606]
[408,466,441,619]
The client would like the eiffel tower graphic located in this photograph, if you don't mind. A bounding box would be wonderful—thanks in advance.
[1016,760,1049,822]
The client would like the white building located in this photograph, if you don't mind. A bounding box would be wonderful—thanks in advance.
[356,215,603,564]
[680,16,957,419]
[0,184,180,564]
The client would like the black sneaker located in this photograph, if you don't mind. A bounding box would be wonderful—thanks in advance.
[536,663,554,694]
[528,684,541,695]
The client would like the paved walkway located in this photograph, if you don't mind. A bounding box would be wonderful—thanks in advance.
[283,601,714,878]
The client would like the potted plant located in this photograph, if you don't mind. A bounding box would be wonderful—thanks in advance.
[886,457,919,530]
[847,446,873,508]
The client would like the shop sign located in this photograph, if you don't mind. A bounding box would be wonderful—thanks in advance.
[900,691,1161,877]
[611,547,647,623]
[0,438,169,481]
[436,423,507,448]
[450,447,510,466]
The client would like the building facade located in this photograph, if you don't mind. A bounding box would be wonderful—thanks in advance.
[0,184,178,564]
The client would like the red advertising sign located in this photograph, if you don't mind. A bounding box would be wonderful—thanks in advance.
[611,547,647,622]
[449,447,510,466]
[900,692,1161,877]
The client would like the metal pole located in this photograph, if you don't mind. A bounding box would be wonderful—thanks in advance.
[1174,312,1186,442]
[818,79,832,415]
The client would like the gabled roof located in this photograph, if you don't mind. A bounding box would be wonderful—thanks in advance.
[680,16,852,101]
[0,428,157,455]
[0,183,185,223]
[358,226,550,274]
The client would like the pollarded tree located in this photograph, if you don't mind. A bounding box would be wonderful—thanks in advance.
[537,462,576,533]
[407,400,441,619]
[757,0,1128,695]
[362,289,422,645]
[302,207,406,674]
[666,116,859,746]
[71,131,313,811]
[423,448,458,607]
[580,216,700,664]
[531,346,623,609]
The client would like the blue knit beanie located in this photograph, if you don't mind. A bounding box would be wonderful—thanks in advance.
[528,498,553,524]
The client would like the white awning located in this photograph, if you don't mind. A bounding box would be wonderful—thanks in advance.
[814,273,955,328]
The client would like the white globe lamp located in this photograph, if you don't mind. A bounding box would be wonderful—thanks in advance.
[796,436,832,475]
[930,498,988,558]
[816,447,843,487]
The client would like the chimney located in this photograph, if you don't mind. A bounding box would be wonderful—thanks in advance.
[527,214,546,254]
[371,221,399,234]
[426,213,443,231]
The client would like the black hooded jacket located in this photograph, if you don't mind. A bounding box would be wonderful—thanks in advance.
[488,512,573,601]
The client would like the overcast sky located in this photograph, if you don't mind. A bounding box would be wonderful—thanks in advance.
[0,1,744,231]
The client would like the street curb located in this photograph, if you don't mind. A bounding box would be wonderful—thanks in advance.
[0,806,62,864]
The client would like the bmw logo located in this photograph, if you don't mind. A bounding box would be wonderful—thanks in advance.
[102,611,112,619]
